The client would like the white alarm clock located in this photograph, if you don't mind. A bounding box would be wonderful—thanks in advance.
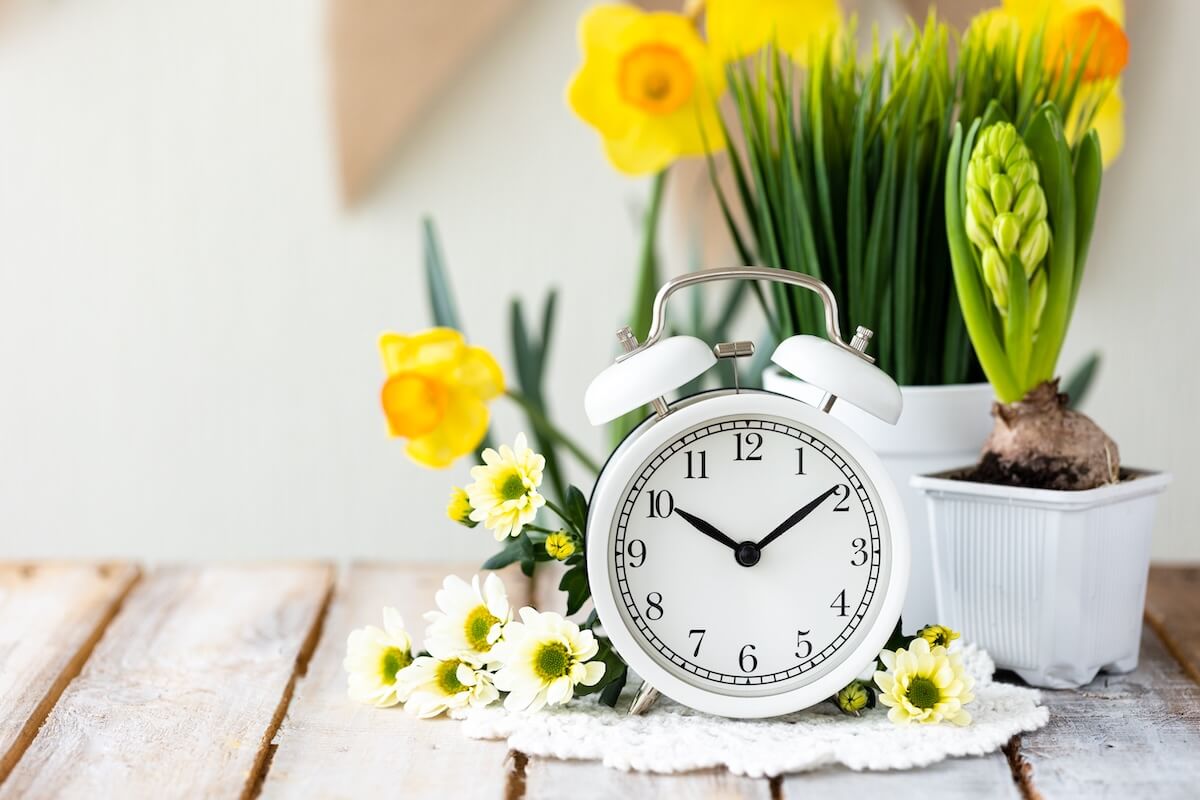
[583,267,909,719]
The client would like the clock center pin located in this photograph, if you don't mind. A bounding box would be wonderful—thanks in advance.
[735,541,761,567]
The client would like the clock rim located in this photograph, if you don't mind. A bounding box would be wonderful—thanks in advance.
[585,389,910,719]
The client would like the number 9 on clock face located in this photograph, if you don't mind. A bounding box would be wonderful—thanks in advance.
[586,392,908,718]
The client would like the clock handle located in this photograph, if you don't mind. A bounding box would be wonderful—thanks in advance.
[627,681,661,716]
[616,267,870,365]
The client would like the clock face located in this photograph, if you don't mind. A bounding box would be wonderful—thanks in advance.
[608,413,891,697]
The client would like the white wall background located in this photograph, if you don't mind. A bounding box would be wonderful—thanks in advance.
[0,0,1195,563]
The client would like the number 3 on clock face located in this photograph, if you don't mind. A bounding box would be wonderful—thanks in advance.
[610,413,891,698]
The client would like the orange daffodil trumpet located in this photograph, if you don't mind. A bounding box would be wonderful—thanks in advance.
[568,4,726,175]
[998,0,1128,166]
[378,328,504,469]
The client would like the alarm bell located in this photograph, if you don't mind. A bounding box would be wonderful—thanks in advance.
[584,335,716,425]
[772,334,902,424]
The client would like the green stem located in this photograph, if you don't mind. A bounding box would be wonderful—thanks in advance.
[630,170,670,341]
[543,498,580,537]
[506,390,602,474]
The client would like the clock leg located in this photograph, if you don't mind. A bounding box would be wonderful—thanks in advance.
[627,681,660,715]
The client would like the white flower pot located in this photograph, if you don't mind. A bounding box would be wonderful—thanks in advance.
[763,369,993,633]
[911,469,1171,688]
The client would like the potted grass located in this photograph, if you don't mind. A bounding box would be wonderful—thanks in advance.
[910,52,1170,687]
[706,9,1124,632]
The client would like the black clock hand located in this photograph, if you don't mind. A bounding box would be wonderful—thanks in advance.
[756,485,841,550]
[673,507,740,552]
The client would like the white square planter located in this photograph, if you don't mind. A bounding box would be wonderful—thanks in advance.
[911,469,1171,688]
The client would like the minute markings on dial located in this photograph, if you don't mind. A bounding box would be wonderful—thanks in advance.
[612,417,883,687]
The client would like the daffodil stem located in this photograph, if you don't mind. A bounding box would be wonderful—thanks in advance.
[631,169,669,342]
[505,390,602,475]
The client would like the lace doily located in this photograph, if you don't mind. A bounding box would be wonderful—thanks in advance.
[462,644,1048,777]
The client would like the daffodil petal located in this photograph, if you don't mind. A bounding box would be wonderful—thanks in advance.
[404,386,490,469]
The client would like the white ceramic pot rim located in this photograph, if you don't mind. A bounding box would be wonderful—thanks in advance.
[911,467,1172,511]
[764,366,994,395]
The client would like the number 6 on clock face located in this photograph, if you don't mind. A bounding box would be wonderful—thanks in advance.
[587,391,908,719]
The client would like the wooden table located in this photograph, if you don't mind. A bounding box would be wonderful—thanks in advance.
[0,563,1196,799]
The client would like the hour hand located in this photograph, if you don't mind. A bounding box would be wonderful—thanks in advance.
[673,507,740,552]
[756,485,840,550]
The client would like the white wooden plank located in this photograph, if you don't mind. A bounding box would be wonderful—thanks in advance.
[524,757,773,800]
[0,564,332,800]
[1016,626,1200,799]
[780,754,1019,799]
[526,562,772,798]
[0,562,139,782]
[260,563,532,799]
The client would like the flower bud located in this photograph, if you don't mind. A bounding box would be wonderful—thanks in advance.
[835,679,876,716]
[992,212,1022,256]
[545,530,578,561]
[1019,219,1051,277]
[446,487,478,528]
[1031,269,1048,329]
[966,122,1053,317]
[989,174,1015,213]
[982,246,1009,314]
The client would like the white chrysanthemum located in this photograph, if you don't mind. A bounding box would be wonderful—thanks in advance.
[874,637,975,726]
[396,655,499,719]
[490,608,606,712]
[466,433,546,540]
[424,573,511,664]
[343,607,413,708]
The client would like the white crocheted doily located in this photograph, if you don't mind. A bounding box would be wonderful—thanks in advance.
[462,644,1047,777]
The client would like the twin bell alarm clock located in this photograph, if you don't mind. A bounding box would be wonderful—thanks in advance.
[583,267,909,719]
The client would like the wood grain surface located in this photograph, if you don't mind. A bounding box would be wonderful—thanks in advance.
[0,563,139,782]
[259,563,530,799]
[0,565,331,800]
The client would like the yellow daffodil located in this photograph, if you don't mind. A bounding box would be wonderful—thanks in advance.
[544,531,576,561]
[447,487,477,528]
[466,433,546,540]
[378,328,504,469]
[997,0,1128,165]
[343,607,414,708]
[705,0,842,66]
[874,638,975,726]
[567,4,725,175]
[491,608,606,712]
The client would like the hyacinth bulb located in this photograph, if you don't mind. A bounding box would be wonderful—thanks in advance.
[964,122,1051,323]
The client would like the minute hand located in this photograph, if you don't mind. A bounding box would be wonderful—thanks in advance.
[756,486,841,550]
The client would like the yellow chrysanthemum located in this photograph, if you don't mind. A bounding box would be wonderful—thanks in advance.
[466,433,546,540]
[705,0,842,66]
[916,624,961,649]
[378,328,504,469]
[343,607,414,708]
[544,531,576,561]
[567,4,725,175]
[997,0,1127,165]
[874,637,975,726]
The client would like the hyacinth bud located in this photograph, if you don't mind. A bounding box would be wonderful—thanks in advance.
[964,122,1052,320]
[1030,269,1048,328]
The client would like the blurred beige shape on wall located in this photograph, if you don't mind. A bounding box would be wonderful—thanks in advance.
[328,0,525,206]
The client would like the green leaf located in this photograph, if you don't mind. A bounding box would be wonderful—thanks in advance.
[558,562,590,616]
[1063,351,1101,409]
[565,485,589,534]
[1070,129,1102,322]
[1024,104,1077,384]
[482,536,526,570]
[422,217,463,331]
[598,668,628,708]
[574,637,628,698]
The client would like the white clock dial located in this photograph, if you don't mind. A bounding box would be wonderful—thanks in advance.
[609,414,890,696]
